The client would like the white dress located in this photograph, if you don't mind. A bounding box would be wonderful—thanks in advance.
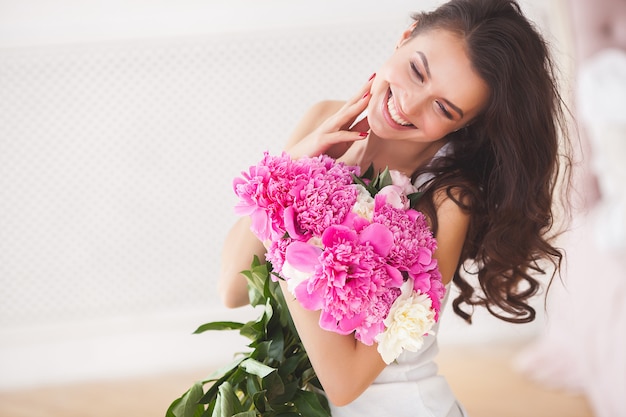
[328,295,467,417]
[329,142,468,417]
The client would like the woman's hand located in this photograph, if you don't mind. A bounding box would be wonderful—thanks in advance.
[284,74,375,160]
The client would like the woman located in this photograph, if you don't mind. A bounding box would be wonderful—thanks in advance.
[219,0,571,415]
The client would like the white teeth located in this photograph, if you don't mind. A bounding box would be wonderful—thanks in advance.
[387,94,412,126]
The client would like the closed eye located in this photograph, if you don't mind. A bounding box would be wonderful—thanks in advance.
[436,100,454,120]
[410,62,424,82]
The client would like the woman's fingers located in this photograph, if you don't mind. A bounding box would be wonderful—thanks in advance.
[286,74,375,159]
[336,74,376,131]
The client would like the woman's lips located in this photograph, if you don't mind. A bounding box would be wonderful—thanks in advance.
[381,89,415,130]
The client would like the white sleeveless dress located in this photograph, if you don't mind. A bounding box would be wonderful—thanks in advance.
[329,141,468,417]
[327,296,467,417]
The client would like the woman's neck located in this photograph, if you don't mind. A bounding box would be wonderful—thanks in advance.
[359,134,448,176]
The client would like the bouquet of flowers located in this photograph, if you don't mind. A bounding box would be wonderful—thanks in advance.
[234,152,445,364]
[166,152,444,417]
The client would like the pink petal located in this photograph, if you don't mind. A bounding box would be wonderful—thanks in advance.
[359,223,394,256]
[385,265,404,287]
[319,310,356,335]
[285,241,322,273]
[356,321,385,346]
[284,206,305,240]
[337,311,366,334]
[293,279,325,310]
[321,225,355,247]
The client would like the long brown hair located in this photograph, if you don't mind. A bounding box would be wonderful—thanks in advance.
[411,0,572,323]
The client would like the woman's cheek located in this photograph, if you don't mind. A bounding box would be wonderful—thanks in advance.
[426,118,456,141]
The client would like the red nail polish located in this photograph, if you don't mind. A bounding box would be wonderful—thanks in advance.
[359,132,368,137]
[368,72,376,81]
[362,92,370,99]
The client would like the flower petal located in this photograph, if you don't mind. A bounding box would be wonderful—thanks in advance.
[285,241,322,273]
[359,223,394,256]
[293,279,325,310]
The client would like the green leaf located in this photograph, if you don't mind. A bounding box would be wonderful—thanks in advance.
[277,352,304,377]
[232,412,257,417]
[194,321,244,334]
[270,282,296,331]
[374,167,393,189]
[268,381,299,404]
[266,327,285,362]
[292,390,331,417]
[212,382,242,417]
[240,305,271,341]
[240,358,276,378]
[241,255,270,307]
[200,360,245,404]
[407,191,423,209]
[252,390,269,413]
[360,163,376,181]
[166,381,205,417]
[203,356,246,384]
[245,375,261,396]
[262,370,286,402]
[166,398,182,417]
[351,172,378,196]
[250,341,271,362]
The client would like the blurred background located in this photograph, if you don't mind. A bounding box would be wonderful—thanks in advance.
[0,0,623,416]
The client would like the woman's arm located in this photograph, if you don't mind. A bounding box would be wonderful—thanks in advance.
[218,216,267,308]
[278,279,387,406]
[280,190,470,406]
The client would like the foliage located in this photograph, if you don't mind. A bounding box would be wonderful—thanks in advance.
[166,256,330,417]
[352,164,423,209]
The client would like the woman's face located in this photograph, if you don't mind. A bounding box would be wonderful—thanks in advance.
[367,28,490,143]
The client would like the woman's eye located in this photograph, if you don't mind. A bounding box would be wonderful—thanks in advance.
[410,62,424,82]
[436,101,454,120]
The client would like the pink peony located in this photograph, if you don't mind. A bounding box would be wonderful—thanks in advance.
[288,157,358,239]
[234,152,358,242]
[293,223,404,345]
[389,169,418,195]
[234,152,445,361]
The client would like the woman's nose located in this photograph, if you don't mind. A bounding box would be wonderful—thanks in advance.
[400,90,428,116]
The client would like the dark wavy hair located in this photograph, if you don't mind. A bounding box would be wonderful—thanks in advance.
[410,0,572,324]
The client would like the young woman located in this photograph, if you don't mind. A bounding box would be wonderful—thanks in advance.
[219,0,571,415]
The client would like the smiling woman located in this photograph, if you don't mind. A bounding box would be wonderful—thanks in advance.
[218,0,574,416]
[0,0,583,416]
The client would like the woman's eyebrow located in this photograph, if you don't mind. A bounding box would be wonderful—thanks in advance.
[417,51,465,118]
[443,99,464,118]
[417,51,431,78]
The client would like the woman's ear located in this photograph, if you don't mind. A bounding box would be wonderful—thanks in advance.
[396,21,419,49]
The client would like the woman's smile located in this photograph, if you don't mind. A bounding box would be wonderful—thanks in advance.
[382,88,416,130]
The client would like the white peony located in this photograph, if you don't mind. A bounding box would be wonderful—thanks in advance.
[352,184,375,220]
[281,260,312,296]
[375,279,436,364]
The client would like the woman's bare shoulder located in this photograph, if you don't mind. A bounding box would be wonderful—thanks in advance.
[286,100,346,146]
[306,100,346,119]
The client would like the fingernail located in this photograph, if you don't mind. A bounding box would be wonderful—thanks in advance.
[362,92,370,99]
[368,72,376,81]
[359,132,368,137]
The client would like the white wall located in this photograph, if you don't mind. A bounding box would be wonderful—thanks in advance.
[0,0,565,389]
[0,0,429,48]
